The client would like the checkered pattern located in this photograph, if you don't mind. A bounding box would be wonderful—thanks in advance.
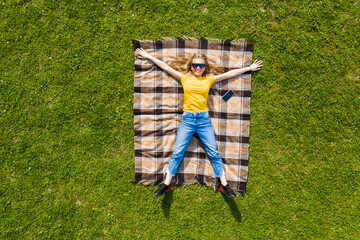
[132,37,253,192]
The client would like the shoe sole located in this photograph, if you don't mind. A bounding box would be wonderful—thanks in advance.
[154,186,173,197]
[219,186,236,198]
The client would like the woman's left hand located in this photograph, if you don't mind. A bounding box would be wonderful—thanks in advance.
[249,60,263,71]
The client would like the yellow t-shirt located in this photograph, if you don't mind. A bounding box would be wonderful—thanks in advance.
[180,74,215,112]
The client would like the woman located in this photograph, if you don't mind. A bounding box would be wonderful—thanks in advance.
[135,48,263,198]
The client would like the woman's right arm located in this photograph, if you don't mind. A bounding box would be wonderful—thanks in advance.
[135,48,182,81]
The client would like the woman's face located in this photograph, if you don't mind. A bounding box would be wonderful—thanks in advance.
[191,58,206,77]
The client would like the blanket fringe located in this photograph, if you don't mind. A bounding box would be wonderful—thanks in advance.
[136,37,252,47]
[160,36,249,45]
[134,180,245,193]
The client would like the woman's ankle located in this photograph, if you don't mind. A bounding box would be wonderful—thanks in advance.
[164,174,173,186]
[219,176,228,186]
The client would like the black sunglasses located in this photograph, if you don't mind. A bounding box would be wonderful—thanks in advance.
[192,64,205,69]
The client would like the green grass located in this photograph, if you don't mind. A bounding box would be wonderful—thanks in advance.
[1,0,359,239]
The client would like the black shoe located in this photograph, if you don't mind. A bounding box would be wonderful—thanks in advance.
[219,184,236,198]
[154,184,171,197]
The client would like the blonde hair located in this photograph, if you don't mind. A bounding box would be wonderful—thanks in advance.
[168,53,224,76]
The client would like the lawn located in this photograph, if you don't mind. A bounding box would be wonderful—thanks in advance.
[1,0,359,239]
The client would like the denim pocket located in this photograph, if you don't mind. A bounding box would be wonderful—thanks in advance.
[202,111,210,118]
[196,111,209,119]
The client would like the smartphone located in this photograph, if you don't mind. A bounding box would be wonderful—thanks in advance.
[222,90,235,102]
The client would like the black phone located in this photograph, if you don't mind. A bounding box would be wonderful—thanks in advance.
[222,90,235,102]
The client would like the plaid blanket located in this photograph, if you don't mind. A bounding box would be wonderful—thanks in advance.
[132,37,253,192]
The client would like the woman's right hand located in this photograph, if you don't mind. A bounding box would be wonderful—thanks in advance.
[134,47,182,80]
[135,48,152,59]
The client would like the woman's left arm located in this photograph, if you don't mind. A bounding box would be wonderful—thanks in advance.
[214,60,263,83]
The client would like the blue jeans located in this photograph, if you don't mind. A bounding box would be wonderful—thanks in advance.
[166,111,225,177]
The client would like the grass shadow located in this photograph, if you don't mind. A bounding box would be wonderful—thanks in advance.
[220,192,242,222]
[161,189,174,218]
